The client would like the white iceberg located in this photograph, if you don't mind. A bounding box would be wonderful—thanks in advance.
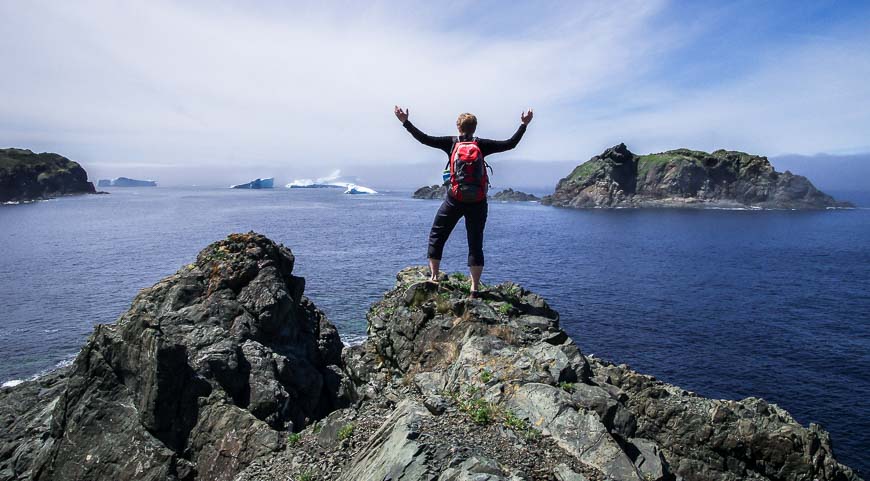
[97,177,157,187]
[230,178,274,189]
[286,169,358,189]
[344,184,378,195]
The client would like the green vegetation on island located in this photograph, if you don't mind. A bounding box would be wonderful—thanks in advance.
[545,143,853,209]
[0,148,97,202]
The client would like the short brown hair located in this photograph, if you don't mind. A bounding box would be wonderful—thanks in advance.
[456,113,477,135]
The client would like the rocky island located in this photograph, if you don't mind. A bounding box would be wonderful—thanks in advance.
[492,188,540,202]
[413,184,447,199]
[414,186,540,202]
[0,148,97,203]
[542,144,852,209]
[0,233,862,481]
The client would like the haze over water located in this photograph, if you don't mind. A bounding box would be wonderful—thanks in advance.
[1,187,868,474]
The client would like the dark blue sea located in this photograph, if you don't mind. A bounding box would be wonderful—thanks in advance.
[1,187,868,474]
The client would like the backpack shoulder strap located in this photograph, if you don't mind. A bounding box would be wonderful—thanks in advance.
[445,136,460,170]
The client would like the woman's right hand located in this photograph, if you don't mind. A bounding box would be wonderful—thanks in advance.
[521,108,534,125]
[394,106,409,123]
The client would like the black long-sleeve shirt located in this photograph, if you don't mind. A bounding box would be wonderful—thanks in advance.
[402,120,527,160]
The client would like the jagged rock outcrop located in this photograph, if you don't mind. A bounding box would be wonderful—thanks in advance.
[492,189,540,202]
[541,144,853,209]
[0,148,97,202]
[414,184,447,199]
[332,268,861,481]
[0,233,352,481]
[1,237,862,481]
[590,358,859,481]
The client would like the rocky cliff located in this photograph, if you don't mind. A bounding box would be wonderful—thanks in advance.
[541,144,852,209]
[0,234,862,481]
[0,148,97,202]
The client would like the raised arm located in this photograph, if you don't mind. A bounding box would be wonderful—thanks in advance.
[478,108,533,156]
[395,105,453,154]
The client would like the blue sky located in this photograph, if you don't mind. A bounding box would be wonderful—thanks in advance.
[0,1,868,185]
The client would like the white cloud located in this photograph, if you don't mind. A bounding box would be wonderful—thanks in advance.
[567,31,870,158]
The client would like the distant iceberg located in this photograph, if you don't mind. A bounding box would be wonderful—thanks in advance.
[97,177,157,187]
[286,169,358,189]
[286,181,345,189]
[230,178,274,189]
[286,170,377,193]
[344,184,378,195]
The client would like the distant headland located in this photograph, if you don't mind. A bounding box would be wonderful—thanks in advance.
[0,148,97,203]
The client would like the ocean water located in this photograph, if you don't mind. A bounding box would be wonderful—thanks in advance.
[1,187,868,474]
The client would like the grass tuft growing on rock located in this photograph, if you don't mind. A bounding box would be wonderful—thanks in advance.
[503,409,540,441]
[287,432,302,445]
[449,272,467,282]
[444,383,541,438]
[337,423,355,441]
[297,471,315,481]
[559,381,575,392]
[468,397,493,424]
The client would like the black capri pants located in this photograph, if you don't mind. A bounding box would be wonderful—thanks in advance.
[427,194,488,266]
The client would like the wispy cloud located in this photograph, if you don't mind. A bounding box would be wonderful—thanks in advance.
[0,1,867,185]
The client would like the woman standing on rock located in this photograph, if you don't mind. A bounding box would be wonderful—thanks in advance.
[394,106,533,297]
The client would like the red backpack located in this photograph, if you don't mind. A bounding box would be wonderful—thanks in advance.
[446,139,491,203]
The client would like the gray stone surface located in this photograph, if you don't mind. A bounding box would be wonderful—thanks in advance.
[438,456,518,480]
[554,463,590,481]
[337,399,433,481]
